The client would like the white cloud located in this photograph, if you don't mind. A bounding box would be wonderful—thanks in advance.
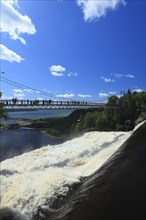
[23,88,33,93]
[49,65,78,77]
[49,65,66,73]
[111,73,135,79]
[1,0,36,44]
[56,93,75,98]
[68,72,78,77]
[0,44,24,63]
[78,94,92,98]
[133,88,143,93]
[99,92,109,97]
[109,91,117,95]
[7,0,19,6]
[114,73,123,78]
[116,94,122,98]
[13,92,25,99]
[100,76,115,82]
[13,88,25,99]
[37,97,43,100]
[13,89,23,93]
[76,0,126,21]
[125,74,135,78]
[49,65,65,77]
[51,72,65,77]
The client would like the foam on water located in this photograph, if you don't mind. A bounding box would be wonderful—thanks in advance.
[0,130,131,218]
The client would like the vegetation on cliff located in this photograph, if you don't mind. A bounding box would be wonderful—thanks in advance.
[72,90,146,134]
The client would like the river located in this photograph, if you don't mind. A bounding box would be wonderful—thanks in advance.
[0,109,75,162]
[0,128,64,162]
[1,108,75,124]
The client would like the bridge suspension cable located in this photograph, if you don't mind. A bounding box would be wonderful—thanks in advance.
[0,76,108,103]
[1,76,63,100]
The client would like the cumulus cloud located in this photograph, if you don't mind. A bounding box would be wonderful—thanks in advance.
[13,93,25,98]
[133,88,143,93]
[0,44,24,63]
[78,94,92,98]
[76,0,126,21]
[125,74,135,78]
[100,76,115,82]
[1,0,36,44]
[13,89,23,93]
[49,65,65,76]
[13,90,25,99]
[49,65,66,73]
[51,72,65,77]
[49,65,78,77]
[13,88,25,99]
[99,91,117,98]
[99,92,109,97]
[56,93,75,98]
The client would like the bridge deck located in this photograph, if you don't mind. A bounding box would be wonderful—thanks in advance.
[0,99,117,110]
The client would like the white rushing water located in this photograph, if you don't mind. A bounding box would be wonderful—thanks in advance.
[0,130,131,218]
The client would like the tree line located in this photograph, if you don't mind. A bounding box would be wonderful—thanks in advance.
[71,90,146,134]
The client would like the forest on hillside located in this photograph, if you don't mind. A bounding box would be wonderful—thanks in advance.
[71,90,146,135]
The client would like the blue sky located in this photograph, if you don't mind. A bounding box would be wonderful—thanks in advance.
[0,0,146,102]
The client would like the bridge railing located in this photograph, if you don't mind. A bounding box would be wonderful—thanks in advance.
[0,99,106,107]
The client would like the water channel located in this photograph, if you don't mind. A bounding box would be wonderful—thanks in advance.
[0,109,75,162]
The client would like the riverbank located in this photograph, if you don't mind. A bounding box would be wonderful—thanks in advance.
[0,109,88,141]
[1,108,146,142]
[0,117,71,141]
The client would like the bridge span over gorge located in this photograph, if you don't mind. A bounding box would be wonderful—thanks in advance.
[0,99,116,110]
[0,75,117,110]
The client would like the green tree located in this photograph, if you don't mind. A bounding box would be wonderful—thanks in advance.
[79,111,97,130]
[108,95,119,106]
[0,92,8,119]
[119,90,136,127]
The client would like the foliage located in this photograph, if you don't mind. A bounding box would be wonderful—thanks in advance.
[0,92,8,120]
[71,90,146,134]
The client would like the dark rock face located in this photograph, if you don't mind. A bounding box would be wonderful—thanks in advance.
[0,207,28,220]
[136,112,146,125]
[48,122,146,220]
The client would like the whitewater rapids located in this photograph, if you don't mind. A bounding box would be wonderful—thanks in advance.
[0,130,131,219]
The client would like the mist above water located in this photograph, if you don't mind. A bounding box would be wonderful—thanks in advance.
[0,128,63,162]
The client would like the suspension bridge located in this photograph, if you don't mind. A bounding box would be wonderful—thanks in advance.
[0,75,114,111]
